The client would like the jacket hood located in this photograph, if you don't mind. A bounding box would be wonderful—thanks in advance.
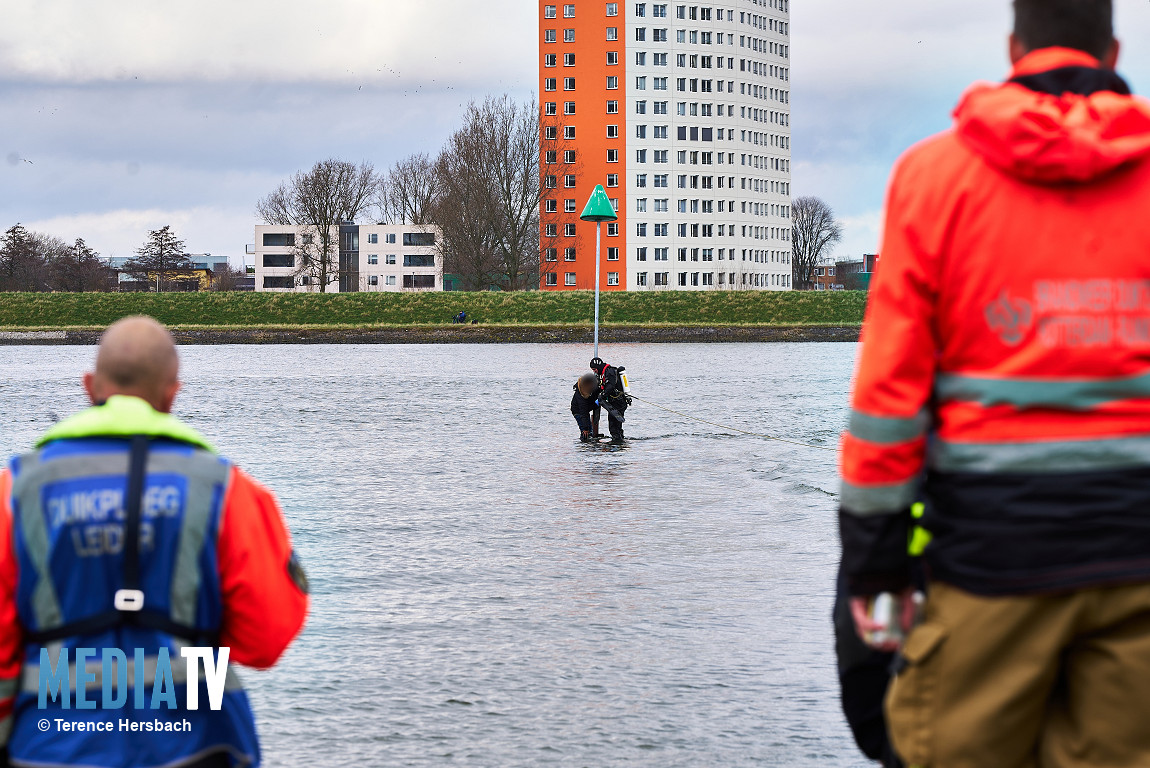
[954,48,1150,183]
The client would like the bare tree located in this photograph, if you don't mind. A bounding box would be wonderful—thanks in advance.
[50,238,112,292]
[123,225,191,291]
[257,159,378,292]
[379,153,438,225]
[435,95,577,291]
[209,262,248,291]
[791,196,843,291]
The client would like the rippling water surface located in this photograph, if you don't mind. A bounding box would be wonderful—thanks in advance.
[0,342,863,767]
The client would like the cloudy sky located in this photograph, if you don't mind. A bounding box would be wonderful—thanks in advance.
[2,0,1148,264]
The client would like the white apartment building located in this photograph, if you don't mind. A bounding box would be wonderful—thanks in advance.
[253,224,442,292]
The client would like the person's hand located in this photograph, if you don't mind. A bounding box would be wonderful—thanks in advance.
[849,589,920,651]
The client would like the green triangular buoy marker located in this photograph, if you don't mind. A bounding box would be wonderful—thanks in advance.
[580,185,618,222]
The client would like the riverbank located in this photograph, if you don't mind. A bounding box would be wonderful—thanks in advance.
[0,325,860,345]
[0,289,866,328]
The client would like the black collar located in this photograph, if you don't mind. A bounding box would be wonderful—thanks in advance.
[1009,65,1131,97]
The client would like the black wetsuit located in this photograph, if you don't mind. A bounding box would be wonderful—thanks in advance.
[571,388,601,439]
[597,365,628,439]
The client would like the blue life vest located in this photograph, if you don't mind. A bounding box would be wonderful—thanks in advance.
[6,397,260,767]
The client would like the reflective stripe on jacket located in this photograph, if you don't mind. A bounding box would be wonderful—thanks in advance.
[839,48,1150,596]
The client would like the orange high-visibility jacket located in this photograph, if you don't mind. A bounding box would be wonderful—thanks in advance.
[840,48,1150,596]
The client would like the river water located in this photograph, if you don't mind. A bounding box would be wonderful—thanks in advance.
[0,342,862,767]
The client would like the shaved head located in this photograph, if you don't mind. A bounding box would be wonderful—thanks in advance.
[84,316,181,412]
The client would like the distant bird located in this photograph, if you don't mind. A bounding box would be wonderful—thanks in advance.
[22,158,33,164]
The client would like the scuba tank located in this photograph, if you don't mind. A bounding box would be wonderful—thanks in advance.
[619,368,630,395]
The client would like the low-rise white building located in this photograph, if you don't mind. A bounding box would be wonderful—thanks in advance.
[253,223,442,292]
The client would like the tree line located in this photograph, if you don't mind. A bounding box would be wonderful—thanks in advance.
[0,223,246,292]
[258,94,576,292]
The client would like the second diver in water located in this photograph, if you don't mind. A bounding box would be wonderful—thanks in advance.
[571,372,601,441]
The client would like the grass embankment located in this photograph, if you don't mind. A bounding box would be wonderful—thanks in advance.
[0,290,867,329]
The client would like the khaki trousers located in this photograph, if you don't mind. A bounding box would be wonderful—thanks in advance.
[886,581,1150,768]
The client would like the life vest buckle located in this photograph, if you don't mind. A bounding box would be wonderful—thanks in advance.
[114,589,145,612]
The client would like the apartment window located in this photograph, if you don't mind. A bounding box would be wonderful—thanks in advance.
[636,174,647,187]
[564,52,576,66]
[655,272,668,285]
[653,3,667,16]
[386,275,396,285]
[635,51,645,66]
[654,77,667,90]
[653,125,667,139]
[676,4,685,18]
[654,198,668,211]
[677,77,686,91]
[637,272,648,286]
[636,124,647,139]
[385,233,396,244]
[609,51,620,65]
[636,149,647,163]
[636,198,647,212]
[367,254,378,264]
[545,199,557,212]
[564,77,576,90]
[655,247,668,260]
[636,100,647,114]
[564,174,576,187]
[565,272,577,286]
[545,175,557,188]
[636,223,647,236]
[654,174,668,187]
[545,101,557,115]
[564,126,576,139]
[691,272,700,286]
[544,5,557,17]
[677,29,686,42]
[607,124,619,138]
[564,4,575,16]
[545,224,558,237]
[608,247,619,261]
[607,2,618,14]
[678,272,688,286]
[654,101,668,114]
[564,149,576,162]
[635,2,645,15]
[608,272,619,286]
[606,100,619,113]
[607,76,618,89]
[606,174,619,186]
[565,247,576,261]
[564,28,575,42]
[607,223,619,236]
[654,150,668,163]
[564,198,577,212]
[654,223,668,236]
[544,53,557,67]
[678,247,687,260]
[636,27,646,41]
[386,254,396,264]
[606,26,618,40]
[564,223,577,236]
[607,149,619,162]
[654,52,667,65]
[545,78,556,91]
[544,29,557,43]
[635,76,646,90]
[637,247,648,261]
[545,248,558,261]
[564,101,575,115]
[653,28,667,42]
[546,272,558,286]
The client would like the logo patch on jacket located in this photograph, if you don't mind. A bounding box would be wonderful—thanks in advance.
[985,290,1033,345]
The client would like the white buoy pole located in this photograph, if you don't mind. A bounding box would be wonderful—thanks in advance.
[594,220,601,359]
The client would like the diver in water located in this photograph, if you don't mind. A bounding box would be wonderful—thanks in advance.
[590,357,630,440]
[571,372,601,441]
